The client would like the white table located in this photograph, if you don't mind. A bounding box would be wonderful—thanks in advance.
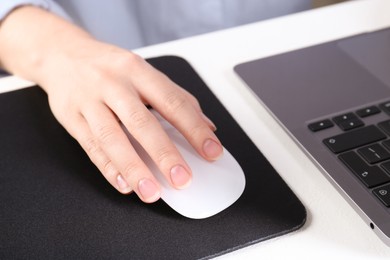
[1,0,390,258]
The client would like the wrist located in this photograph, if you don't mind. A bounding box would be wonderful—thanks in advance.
[0,6,93,86]
[34,33,96,91]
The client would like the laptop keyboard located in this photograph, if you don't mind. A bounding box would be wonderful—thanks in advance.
[308,101,390,208]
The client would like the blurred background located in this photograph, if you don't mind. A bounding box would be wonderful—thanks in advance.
[313,0,349,8]
[0,0,350,78]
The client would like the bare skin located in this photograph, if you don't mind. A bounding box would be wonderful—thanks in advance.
[0,6,223,203]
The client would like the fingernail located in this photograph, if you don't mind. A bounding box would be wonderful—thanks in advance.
[117,174,131,192]
[138,178,160,202]
[170,165,192,189]
[203,139,223,160]
[201,113,217,131]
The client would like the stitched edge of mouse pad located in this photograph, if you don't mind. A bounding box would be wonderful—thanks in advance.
[0,56,306,259]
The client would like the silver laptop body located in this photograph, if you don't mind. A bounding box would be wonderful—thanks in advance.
[235,28,390,246]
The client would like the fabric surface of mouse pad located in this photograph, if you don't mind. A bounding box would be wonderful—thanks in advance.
[0,56,306,259]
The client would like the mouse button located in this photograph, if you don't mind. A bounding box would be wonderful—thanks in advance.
[160,150,245,219]
[212,148,245,183]
[174,146,245,197]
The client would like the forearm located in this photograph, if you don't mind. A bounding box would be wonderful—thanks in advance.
[0,6,92,85]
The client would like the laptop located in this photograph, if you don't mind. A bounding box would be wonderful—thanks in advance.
[234,27,390,246]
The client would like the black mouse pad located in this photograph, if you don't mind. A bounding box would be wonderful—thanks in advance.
[0,56,306,259]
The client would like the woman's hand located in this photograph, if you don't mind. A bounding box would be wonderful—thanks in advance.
[0,6,223,203]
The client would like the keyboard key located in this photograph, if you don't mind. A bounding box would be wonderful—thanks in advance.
[358,144,390,164]
[323,125,386,153]
[332,113,357,125]
[373,184,390,207]
[308,119,333,132]
[356,106,380,118]
[339,151,390,188]
[382,140,390,151]
[378,120,390,136]
[338,118,364,131]
[379,101,390,115]
[381,161,390,174]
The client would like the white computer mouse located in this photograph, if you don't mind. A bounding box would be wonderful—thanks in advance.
[123,110,246,219]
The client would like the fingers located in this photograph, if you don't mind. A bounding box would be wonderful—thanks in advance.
[64,114,127,192]
[130,61,223,161]
[78,103,162,203]
[178,88,217,131]
[84,104,161,203]
[104,89,193,190]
